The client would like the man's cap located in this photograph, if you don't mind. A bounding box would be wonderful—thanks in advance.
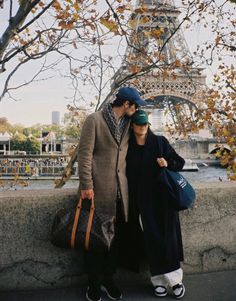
[116,86,147,106]
[131,110,150,125]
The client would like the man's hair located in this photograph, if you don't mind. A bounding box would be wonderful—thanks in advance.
[112,98,130,107]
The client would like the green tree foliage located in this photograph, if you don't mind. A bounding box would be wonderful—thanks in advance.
[0,117,13,133]
[11,136,40,154]
[63,105,88,139]
[42,124,64,138]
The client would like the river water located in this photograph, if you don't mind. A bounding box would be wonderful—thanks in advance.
[0,166,229,191]
[180,166,229,183]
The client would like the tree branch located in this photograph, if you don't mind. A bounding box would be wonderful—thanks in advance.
[0,1,40,60]
[17,1,55,34]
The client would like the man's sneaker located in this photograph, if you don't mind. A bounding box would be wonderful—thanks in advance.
[86,286,102,301]
[154,285,167,297]
[172,283,185,299]
[101,279,122,300]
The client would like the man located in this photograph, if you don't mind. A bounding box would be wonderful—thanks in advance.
[78,86,147,301]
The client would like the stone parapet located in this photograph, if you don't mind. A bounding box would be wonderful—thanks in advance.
[0,182,235,290]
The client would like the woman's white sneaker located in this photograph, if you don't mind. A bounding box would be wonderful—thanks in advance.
[172,283,185,299]
[154,285,167,297]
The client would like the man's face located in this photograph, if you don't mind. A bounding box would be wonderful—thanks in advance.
[124,101,138,117]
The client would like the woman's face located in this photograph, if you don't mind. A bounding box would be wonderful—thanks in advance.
[132,123,149,136]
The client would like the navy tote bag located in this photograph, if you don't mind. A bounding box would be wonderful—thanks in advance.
[158,168,196,211]
[157,138,196,211]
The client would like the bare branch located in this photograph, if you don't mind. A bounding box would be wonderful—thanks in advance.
[226,80,236,93]
[0,1,41,61]
[0,57,31,101]
[9,0,13,19]
[0,26,67,71]
[17,1,55,34]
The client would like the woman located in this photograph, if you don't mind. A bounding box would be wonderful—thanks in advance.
[126,110,186,299]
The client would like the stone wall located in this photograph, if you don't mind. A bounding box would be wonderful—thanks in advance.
[0,182,235,290]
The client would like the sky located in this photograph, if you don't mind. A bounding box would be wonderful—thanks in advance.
[0,1,222,127]
[0,75,71,126]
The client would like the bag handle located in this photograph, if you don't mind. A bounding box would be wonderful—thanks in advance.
[70,197,95,249]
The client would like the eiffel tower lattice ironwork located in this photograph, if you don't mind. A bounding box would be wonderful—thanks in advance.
[101,0,207,129]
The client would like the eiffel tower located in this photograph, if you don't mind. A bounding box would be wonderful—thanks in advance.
[102,0,206,130]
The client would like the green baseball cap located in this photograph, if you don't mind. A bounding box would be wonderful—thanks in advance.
[131,110,150,125]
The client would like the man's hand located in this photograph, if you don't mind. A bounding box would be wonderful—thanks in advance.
[157,157,168,167]
[81,189,94,200]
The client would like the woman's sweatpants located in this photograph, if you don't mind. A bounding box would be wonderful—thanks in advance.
[151,268,183,288]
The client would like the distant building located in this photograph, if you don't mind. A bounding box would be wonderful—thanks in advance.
[52,111,60,125]
[0,132,11,155]
[41,131,57,153]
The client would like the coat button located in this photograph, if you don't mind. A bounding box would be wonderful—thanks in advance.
[117,170,120,173]
[119,148,122,151]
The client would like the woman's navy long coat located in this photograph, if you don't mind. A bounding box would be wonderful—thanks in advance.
[125,130,185,276]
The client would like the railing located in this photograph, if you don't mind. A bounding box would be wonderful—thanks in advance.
[0,164,78,177]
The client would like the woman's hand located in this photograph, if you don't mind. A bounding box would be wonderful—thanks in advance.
[157,157,168,167]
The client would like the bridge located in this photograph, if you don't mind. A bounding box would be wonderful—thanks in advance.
[172,138,230,160]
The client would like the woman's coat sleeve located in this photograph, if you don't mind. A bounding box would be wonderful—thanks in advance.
[161,136,185,171]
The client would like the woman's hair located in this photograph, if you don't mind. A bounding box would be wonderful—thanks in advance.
[130,125,153,134]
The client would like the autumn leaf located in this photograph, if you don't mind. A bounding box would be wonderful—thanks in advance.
[58,20,75,29]
[162,69,169,79]
[228,137,235,145]
[223,128,229,136]
[52,0,61,10]
[128,65,141,73]
[150,28,164,39]
[140,16,150,24]
[38,1,45,7]
[100,17,119,33]
[128,19,139,28]
[172,73,177,80]
[73,2,80,11]
[173,59,181,68]
[135,5,149,14]
[215,35,221,44]
[117,5,127,13]
[210,90,220,98]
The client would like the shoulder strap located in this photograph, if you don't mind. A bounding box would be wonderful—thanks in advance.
[156,136,163,157]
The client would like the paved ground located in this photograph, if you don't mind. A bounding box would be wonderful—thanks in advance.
[0,270,235,301]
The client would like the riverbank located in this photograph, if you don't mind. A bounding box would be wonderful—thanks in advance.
[193,158,221,166]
